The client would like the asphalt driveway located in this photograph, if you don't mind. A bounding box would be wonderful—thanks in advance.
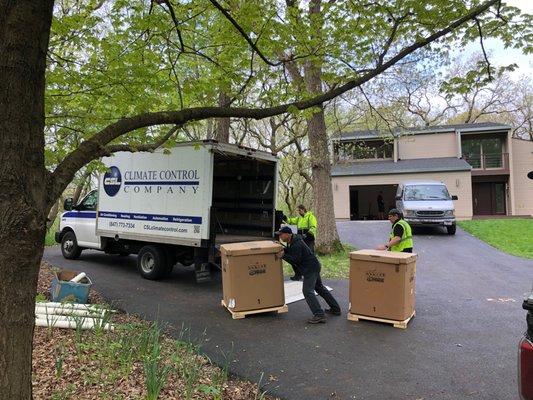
[43,222,533,400]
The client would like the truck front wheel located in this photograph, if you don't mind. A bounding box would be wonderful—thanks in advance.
[61,231,82,259]
[137,245,167,280]
[447,224,457,235]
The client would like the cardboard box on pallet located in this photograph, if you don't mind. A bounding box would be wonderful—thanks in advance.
[349,250,417,321]
[221,241,285,312]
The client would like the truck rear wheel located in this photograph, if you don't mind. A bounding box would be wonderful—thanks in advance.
[447,224,457,235]
[61,231,82,259]
[137,245,167,280]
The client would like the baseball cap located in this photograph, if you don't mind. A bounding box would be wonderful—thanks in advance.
[275,226,293,235]
[388,208,401,216]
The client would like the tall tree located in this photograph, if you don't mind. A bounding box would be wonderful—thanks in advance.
[282,0,342,253]
[1,1,530,398]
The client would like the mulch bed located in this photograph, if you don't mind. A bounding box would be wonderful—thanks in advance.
[33,262,277,400]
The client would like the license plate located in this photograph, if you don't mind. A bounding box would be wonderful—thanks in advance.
[444,221,452,226]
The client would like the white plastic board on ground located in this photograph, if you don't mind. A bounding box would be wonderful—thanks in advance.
[96,145,213,241]
[284,280,333,304]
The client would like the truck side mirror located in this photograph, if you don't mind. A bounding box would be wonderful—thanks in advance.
[64,198,74,211]
[451,195,458,200]
[395,196,402,201]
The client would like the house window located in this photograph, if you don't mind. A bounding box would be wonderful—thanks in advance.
[335,140,393,161]
[462,140,482,168]
[482,138,503,168]
[462,137,504,169]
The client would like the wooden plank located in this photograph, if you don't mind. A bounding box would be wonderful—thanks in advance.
[221,300,288,320]
[347,310,415,329]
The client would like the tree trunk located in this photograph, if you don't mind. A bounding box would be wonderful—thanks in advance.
[303,0,341,254]
[72,169,92,204]
[305,103,341,253]
[215,91,231,143]
[46,198,61,230]
[0,1,54,399]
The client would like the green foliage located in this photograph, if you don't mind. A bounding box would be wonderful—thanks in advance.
[45,0,532,174]
[318,242,355,278]
[45,217,59,246]
[35,293,48,303]
[458,219,533,258]
[55,345,65,379]
[50,319,241,398]
[440,62,519,97]
[143,325,173,400]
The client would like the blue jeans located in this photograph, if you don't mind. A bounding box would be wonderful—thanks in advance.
[302,269,340,317]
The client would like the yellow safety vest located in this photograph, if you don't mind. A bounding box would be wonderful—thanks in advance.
[286,211,317,238]
[389,219,413,252]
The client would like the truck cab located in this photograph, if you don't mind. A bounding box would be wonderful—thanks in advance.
[55,190,101,256]
[395,180,458,235]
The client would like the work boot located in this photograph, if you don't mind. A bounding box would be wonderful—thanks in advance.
[290,275,302,281]
[307,315,326,324]
[325,308,341,316]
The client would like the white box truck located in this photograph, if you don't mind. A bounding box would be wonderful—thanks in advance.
[55,141,281,282]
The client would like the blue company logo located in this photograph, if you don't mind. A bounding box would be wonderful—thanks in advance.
[103,166,122,197]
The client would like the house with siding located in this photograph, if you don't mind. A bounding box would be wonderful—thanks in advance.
[330,122,533,220]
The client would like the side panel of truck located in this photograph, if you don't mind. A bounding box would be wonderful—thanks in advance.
[96,145,214,246]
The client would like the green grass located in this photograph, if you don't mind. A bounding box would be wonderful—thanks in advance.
[283,243,355,279]
[458,219,533,259]
[45,217,60,246]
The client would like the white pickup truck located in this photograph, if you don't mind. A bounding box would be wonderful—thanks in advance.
[55,141,281,282]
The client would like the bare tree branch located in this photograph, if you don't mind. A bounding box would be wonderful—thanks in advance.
[156,0,185,52]
[474,17,493,81]
[359,86,394,132]
[377,11,411,67]
[209,0,282,67]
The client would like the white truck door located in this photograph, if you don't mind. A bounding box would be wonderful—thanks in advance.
[70,190,100,248]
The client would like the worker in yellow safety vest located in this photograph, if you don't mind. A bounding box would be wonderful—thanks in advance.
[284,204,318,281]
[376,208,414,253]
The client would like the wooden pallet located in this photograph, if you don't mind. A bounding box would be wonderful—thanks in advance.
[221,300,288,320]
[347,310,415,329]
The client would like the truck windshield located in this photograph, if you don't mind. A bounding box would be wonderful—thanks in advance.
[404,185,451,201]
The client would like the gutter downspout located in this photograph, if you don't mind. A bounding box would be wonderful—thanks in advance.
[394,136,398,163]
[507,132,516,215]
[456,129,462,158]
[457,130,473,219]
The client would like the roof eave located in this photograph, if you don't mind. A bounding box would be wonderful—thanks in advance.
[331,167,471,177]
[456,125,512,133]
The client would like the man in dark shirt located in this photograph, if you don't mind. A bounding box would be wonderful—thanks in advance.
[275,226,341,324]
[377,191,385,220]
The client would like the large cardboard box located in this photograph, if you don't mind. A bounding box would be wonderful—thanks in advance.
[221,241,285,312]
[349,250,417,321]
